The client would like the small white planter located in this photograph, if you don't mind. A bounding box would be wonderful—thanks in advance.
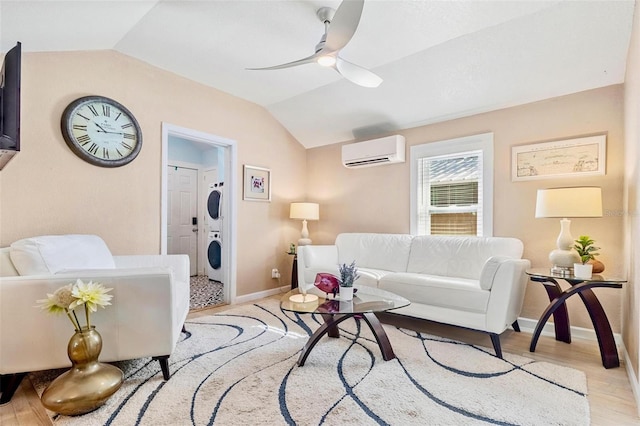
[340,286,354,301]
[573,263,593,279]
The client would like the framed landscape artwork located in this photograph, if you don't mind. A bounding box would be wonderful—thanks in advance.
[243,165,271,201]
[511,135,606,181]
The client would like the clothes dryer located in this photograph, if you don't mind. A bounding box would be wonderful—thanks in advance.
[207,231,223,282]
[207,181,224,231]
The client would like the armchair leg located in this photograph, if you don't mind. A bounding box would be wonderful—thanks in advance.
[512,320,521,332]
[0,373,27,405]
[489,333,503,359]
[153,356,171,380]
[182,324,187,333]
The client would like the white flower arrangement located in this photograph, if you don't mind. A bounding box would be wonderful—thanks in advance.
[37,279,113,331]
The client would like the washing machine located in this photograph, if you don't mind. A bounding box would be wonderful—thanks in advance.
[207,231,223,282]
[207,181,224,231]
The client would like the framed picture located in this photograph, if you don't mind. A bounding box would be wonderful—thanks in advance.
[511,135,606,181]
[243,165,271,201]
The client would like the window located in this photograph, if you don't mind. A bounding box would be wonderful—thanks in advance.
[410,133,493,236]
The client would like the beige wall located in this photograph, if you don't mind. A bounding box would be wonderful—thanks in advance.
[307,85,624,332]
[0,50,306,296]
[624,0,640,393]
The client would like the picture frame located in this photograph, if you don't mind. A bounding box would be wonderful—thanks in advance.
[243,165,271,202]
[511,134,606,181]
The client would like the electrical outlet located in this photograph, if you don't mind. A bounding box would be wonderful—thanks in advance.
[271,268,280,279]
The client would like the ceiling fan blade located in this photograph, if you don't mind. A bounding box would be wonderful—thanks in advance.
[335,56,382,88]
[246,52,320,71]
[324,0,365,52]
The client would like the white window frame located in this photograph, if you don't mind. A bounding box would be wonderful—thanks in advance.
[410,132,494,237]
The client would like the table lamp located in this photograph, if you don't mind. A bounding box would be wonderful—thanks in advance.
[535,187,602,273]
[289,202,319,246]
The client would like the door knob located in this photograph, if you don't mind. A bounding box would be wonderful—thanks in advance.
[192,227,198,232]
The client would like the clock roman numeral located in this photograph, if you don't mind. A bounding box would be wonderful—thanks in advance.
[77,113,91,121]
[77,134,91,145]
[121,123,132,129]
[73,124,87,131]
[88,143,99,155]
[115,148,124,157]
[121,142,133,151]
[102,105,111,117]
[123,133,136,140]
[114,112,122,121]
[102,147,109,159]
[88,105,99,116]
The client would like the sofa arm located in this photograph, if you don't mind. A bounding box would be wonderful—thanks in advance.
[484,258,531,333]
[297,245,338,292]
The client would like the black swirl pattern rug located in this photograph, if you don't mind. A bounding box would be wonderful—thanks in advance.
[32,299,589,425]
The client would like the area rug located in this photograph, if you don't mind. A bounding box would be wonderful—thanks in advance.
[189,275,224,310]
[31,299,589,425]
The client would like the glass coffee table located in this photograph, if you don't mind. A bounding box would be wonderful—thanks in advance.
[280,285,410,366]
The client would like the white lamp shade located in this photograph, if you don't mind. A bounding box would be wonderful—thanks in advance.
[290,203,319,220]
[535,187,602,218]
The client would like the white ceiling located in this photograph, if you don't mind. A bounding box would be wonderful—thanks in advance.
[0,0,635,148]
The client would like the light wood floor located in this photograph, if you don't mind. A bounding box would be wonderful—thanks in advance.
[2,297,639,425]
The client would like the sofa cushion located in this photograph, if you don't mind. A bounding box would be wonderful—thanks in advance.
[379,272,490,313]
[336,233,413,272]
[9,234,115,276]
[406,236,523,280]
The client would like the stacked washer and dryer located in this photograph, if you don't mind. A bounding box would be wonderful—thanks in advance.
[207,181,224,282]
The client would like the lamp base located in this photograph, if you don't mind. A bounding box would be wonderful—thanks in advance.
[549,248,580,268]
[550,265,573,277]
[298,238,312,246]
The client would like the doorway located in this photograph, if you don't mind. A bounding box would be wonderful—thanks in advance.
[161,123,238,305]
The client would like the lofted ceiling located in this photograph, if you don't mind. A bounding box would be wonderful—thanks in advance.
[0,0,635,148]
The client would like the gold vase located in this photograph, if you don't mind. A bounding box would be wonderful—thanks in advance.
[41,326,124,416]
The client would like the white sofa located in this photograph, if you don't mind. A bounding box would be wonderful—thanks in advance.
[0,235,190,404]
[297,233,531,358]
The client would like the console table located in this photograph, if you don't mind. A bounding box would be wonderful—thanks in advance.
[526,268,625,368]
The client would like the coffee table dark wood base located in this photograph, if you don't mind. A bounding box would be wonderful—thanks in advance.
[297,312,395,366]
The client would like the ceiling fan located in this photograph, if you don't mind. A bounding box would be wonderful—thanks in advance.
[247,0,382,88]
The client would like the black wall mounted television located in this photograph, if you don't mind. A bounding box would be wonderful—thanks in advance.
[0,42,21,169]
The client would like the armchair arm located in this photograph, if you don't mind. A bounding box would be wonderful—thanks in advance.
[484,258,531,333]
[113,254,189,284]
[0,266,187,375]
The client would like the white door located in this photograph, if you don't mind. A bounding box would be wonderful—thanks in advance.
[167,166,198,276]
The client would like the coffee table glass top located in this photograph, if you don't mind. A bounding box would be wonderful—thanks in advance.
[280,285,410,315]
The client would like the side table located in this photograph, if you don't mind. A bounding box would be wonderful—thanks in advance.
[526,268,625,368]
[288,252,298,289]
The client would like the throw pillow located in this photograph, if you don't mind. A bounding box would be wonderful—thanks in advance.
[10,234,116,275]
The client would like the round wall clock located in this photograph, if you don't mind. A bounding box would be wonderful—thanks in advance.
[61,96,142,167]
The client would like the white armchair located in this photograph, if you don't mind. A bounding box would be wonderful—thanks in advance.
[0,235,190,404]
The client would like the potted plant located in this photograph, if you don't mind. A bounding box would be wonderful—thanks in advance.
[338,261,360,301]
[573,235,600,279]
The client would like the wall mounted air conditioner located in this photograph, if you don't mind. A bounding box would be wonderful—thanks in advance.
[342,135,406,168]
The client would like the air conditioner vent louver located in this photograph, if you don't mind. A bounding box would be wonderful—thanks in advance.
[342,135,405,168]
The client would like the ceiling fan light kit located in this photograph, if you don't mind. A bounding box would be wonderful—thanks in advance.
[247,0,382,88]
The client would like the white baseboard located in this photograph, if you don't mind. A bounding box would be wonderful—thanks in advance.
[517,316,623,345]
[622,344,640,417]
[233,285,290,305]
